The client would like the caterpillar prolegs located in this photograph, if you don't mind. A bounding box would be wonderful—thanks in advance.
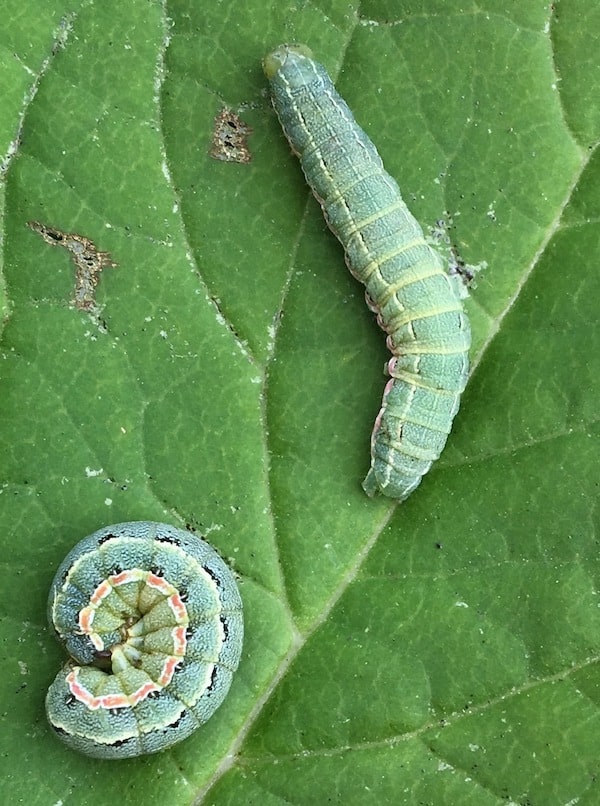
[263,44,471,501]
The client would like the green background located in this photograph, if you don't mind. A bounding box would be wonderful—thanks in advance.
[1,0,599,803]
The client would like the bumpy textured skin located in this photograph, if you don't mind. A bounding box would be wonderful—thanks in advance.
[46,521,243,759]
[264,45,471,500]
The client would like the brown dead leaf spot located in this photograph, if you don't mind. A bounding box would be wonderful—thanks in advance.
[209,108,253,164]
[27,221,116,314]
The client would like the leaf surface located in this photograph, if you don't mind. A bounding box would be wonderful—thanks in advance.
[1,1,598,804]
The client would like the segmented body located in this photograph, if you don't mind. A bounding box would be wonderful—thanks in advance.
[263,45,470,500]
[46,521,243,758]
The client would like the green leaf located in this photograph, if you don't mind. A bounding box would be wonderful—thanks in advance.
[1,0,599,803]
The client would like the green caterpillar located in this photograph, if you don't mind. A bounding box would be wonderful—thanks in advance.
[46,522,243,758]
[263,44,471,500]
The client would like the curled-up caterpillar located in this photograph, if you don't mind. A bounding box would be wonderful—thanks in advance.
[46,522,243,758]
[263,44,471,501]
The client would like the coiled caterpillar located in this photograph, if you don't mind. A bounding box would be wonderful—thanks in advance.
[264,45,471,500]
[46,522,243,759]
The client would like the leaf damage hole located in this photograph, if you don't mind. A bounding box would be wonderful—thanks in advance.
[27,221,117,320]
[209,108,253,164]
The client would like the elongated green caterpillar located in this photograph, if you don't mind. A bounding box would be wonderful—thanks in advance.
[263,44,471,500]
[46,522,243,759]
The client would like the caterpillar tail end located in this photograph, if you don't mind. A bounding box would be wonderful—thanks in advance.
[362,467,423,502]
[361,469,379,498]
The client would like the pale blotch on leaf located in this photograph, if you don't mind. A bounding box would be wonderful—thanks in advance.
[429,216,486,293]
